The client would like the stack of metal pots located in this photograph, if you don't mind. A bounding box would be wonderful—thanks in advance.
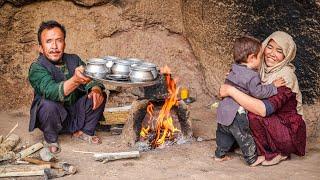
[84,56,159,82]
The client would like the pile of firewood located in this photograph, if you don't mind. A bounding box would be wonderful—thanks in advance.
[1,123,142,179]
[0,123,76,179]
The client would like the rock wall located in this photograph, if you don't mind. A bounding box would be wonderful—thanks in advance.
[0,0,319,139]
[181,0,320,140]
[0,0,208,109]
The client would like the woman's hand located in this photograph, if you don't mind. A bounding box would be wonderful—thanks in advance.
[88,86,104,110]
[219,84,234,98]
[220,84,266,117]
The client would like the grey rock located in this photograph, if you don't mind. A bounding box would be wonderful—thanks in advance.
[39,148,56,162]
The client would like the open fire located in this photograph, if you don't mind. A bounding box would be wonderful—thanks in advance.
[139,66,182,148]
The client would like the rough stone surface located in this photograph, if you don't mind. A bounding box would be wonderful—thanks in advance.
[181,0,238,97]
[182,0,320,104]
[181,0,320,139]
[0,0,115,7]
[0,0,319,140]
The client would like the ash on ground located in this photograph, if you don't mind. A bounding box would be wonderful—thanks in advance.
[134,133,194,152]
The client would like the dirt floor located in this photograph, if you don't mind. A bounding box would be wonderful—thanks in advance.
[1,102,320,180]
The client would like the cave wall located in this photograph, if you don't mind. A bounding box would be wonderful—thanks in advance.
[181,0,320,140]
[0,0,319,139]
[0,0,207,110]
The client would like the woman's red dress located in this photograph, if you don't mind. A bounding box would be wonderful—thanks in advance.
[248,86,306,161]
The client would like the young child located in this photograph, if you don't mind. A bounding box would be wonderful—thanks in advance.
[215,36,285,166]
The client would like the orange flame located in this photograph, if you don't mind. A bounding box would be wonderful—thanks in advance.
[160,65,171,74]
[139,66,180,147]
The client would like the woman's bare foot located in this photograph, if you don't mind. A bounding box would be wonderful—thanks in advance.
[262,154,287,166]
[250,156,265,167]
[214,155,232,162]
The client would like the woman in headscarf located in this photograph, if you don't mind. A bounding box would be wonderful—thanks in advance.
[219,31,306,166]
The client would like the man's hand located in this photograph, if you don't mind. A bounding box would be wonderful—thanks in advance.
[88,86,104,110]
[272,77,286,87]
[72,66,91,85]
[64,66,91,96]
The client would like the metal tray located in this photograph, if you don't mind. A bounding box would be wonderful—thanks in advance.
[84,73,160,88]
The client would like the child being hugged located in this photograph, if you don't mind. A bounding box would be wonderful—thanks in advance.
[215,36,285,166]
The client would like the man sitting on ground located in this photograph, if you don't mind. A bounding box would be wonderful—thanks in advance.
[28,20,106,153]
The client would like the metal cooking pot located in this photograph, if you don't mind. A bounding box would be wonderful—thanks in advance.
[111,60,132,75]
[131,65,158,79]
[103,56,120,69]
[87,58,107,64]
[129,68,154,82]
[126,58,143,65]
[138,62,158,79]
[85,61,108,79]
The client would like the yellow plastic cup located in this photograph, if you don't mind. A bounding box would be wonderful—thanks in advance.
[180,87,189,100]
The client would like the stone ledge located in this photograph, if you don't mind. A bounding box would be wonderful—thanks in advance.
[0,0,115,7]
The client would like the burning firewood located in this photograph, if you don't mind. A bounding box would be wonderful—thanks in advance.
[120,67,193,150]
[138,67,182,148]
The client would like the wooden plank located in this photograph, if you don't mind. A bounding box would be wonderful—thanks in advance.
[15,142,43,159]
[103,105,132,125]
[73,150,140,163]
[93,151,140,162]
[0,164,50,177]
[105,105,132,112]
[0,170,44,177]
[104,111,129,125]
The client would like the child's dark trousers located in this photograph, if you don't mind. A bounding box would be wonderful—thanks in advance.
[215,112,257,165]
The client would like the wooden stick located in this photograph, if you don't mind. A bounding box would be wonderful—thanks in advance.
[15,142,43,159]
[94,151,140,162]
[4,123,19,141]
[15,160,30,164]
[72,150,96,154]
[0,164,50,178]
[23,157,52,166]
[23,157,76,174]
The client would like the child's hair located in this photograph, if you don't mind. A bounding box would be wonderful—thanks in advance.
[233,36,261,64]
